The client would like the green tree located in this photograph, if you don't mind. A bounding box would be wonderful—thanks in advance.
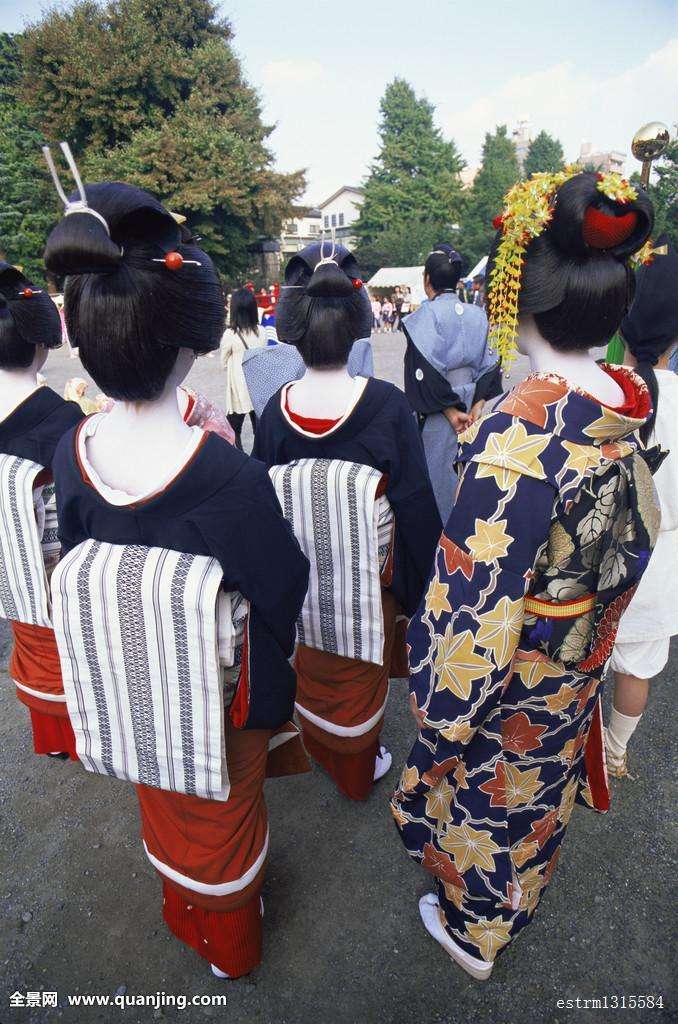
[17,0,305,279]
[0,33,58,283]
[355,78,465,273]
[631,137,678,244]
[523,129,565,178]
[459,125,521,268]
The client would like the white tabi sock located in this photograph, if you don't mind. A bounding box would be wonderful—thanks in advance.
[606,707,643,762]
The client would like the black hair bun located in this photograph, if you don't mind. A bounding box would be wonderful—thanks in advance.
[306,260,355,298]
[44,211,123,276]
[44,182,182,278]
[0,261,62,358]
[549,172,653,260]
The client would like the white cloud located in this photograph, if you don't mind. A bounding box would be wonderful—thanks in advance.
[439,38,678,172]
[261,59,324,86]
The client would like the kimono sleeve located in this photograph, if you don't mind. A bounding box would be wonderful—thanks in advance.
[403,330,466,416]
[407,428,556,760]
[386,396,443,615]
[196,461,310,730]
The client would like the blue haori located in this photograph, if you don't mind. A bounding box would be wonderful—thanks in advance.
[51,540,242,802]
[0,454,53,628]
[269,458,394,666]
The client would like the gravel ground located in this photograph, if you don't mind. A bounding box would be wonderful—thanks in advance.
[0,333,675,1024]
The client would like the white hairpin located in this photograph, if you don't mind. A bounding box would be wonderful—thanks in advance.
[42,141,112,236]
[314,226,339,271]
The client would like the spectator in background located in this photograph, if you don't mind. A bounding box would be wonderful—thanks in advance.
[456,278,469,303]
[220,286,266,448]
[371,296,382,331]
[393,288,404,331]
[471,274,486,307]
[381,295,394,333]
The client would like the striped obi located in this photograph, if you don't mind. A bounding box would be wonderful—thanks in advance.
[0,454,53,628]
[51,540,244,802]
[269,459,394,665]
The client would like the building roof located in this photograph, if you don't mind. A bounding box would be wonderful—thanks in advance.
[318,185,364,209]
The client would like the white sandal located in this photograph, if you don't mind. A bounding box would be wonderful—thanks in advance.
[373,745,392,781]
[419,893,493,981]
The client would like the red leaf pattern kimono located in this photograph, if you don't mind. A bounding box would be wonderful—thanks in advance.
[391,367,661,965]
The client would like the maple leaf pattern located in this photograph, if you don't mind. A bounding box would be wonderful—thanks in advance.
[474,421,550,490]
[504,762,543,808]
[424,778,455,825]
[422,842,467,889]
[476,596,523,669]
[466,517,513,563]
[425,575,452,620]
[479,761,506,807]
[502,712,547,755]
[465,916,514,961]
[439,823,502,874]
[433,627,494,699]
[439,535,474,579]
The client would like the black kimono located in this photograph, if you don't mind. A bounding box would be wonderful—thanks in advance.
[253,376,441,617]
[53,424,310,730]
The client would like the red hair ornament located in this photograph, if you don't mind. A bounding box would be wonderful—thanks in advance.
[583,206,638,249]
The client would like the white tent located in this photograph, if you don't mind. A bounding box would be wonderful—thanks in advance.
[366,266,426,305]
[465,255,488,281]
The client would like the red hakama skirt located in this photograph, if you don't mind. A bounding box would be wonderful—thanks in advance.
[10,620,78,759]
[136,719,309,977]
[294,590,407,800]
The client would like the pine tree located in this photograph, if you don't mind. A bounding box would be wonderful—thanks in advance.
[354,78,465,274]
[17,0,305,279]
[523,130,565,178]
[459,125,521,269]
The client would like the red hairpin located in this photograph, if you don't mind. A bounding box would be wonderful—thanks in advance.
[353,278,363,289]
[151,251,203,270]
[583,207,638,249]
[19,287,43,298]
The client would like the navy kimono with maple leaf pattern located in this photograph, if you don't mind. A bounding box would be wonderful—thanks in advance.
[391,367,661,965]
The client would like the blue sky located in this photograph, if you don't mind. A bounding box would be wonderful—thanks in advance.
[2,0,677,202]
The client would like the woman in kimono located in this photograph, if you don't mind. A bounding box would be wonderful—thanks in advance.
[403,244,503,522]
[254,242,441,800]
[242,243,374,419]
[44,179,310,979]
[606,236,678,776]
[392,171,658,979]
[0,262,83,758]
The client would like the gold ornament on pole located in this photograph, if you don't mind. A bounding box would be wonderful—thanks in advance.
[631,121,670,188]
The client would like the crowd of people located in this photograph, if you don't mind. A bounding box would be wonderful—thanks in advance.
[0,152,676,988]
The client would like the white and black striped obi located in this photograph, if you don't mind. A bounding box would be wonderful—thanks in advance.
[51,540,245,802]
[0,454,56,629]
[269,459,394,665]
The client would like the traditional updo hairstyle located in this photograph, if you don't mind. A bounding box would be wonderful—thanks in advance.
[44,182,225,401]
[0,263,61,370]
[424,244,463,293]
[275,242,372,367]
[620,234,678,443]
[487,171,654,352]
